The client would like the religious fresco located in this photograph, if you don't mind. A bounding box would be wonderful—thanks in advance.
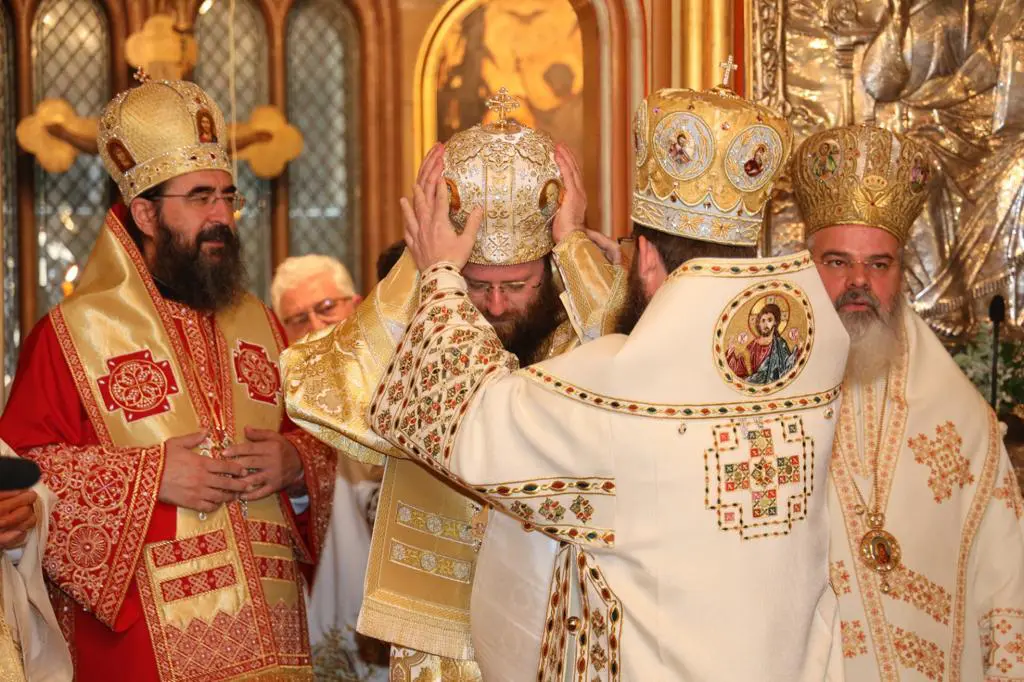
[748,0,1024,340]
[431,0,584,161]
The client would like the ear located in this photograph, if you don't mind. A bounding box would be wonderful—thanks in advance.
[129,198,159,240]
[636,235,668,298]
[352,294,365,306]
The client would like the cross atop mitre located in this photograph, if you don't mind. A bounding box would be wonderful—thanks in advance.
[719,55,739,88]
[486,87,520,129]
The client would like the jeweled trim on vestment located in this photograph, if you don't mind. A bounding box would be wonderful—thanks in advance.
[522,367,841,419]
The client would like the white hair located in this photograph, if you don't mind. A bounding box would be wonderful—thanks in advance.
[270,254,356,317]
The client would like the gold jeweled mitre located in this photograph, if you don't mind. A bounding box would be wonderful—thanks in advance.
[632,61,793,247]
[444,88,562,265]
[98,72,232,203]
[792,124,935,245]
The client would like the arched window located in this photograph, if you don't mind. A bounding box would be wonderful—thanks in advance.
[286,0,361,282]
[1,0,17,395]
[194,0,271,300]
[32,0,110,316]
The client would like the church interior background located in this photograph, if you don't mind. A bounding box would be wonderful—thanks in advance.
[4,0,1024,472]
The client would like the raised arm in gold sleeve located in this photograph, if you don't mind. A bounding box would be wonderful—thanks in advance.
[281,249,419,466]
[552,229,627,341]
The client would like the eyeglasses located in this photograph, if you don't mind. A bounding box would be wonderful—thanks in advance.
[814,256,897,275]
[282,297,351,328]
[152,190,246,212]
[465,279,543,297]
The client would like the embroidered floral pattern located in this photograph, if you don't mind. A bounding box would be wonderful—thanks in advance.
[570,495,594,523]
[388,540,473,584]
[150,530,229,568]
[891,626,945,680]
[908,421,974,503]
[841,620,868,658]
[539,498,567,523]
[396,500,477,546]
[667,253,812,280]
[509,500,535,521]
[706,417,813,539]
[524,366,840,420]
[831,560,851,595]
[96,349,180,422]
[474,477,616,498]
[887,565,952,625]
[370,267,615,549]
[982,608,1024,678]
[26,442,163,627]
[287,429,337,559]
[993,470,1024,520]
[159,565,238,602]
[232,340,281,406]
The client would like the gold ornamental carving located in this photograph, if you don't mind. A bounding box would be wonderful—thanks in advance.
[747,0,1024,340]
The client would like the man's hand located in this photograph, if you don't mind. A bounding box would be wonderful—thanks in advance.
[228,427,304,502]
[552,143,587,243]
[400,168,483,271]
[0,489,37,550]
[412,143,444,230]
[158,431,250,513]
[585,228,622,265]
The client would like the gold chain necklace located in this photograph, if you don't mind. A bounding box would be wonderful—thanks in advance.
[838,380,902,593]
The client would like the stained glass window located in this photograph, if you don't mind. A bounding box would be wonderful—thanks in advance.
[195,0,272,301]
[1,1,18,399]
[32,0,110,317]
[286,0,361,284]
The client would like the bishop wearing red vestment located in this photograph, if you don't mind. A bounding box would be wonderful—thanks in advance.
[0,77,336,681]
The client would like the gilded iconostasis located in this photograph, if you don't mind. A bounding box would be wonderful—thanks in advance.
[8,0,1024,409]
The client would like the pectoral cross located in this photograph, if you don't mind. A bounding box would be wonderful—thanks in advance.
[719,55,739,88]
[485,87,520,129]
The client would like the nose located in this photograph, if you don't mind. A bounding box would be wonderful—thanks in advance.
[485,289,507,318]
[846,263,870,288]
[308,314,327,332]
[207,196,235,225]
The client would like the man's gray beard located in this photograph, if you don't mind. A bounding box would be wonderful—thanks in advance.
[840,294,904,387]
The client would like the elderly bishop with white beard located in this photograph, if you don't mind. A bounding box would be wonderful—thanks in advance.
[793,124,1024,681]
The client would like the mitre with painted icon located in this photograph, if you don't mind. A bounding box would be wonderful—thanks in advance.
[98,72,232,203]
[791,124,934,245]
[632,58,793,247]
[443,88,562,265]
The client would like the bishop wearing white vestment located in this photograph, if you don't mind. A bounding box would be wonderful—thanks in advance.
[368,85,852,680]
[792,124,1024,680]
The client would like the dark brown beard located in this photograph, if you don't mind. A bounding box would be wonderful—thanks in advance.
[614,256,647,335]
[487,269,564,366]
[151,217,247,313]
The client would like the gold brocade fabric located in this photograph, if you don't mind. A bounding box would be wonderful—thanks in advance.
[282,232,619,663]
[54,210,311,681]
[0,581,27,682]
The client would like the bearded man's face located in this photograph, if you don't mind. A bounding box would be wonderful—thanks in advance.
[462,257,562,365]
[809,224,904,384]
[143,171,247,312]
[757,312,776,337]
